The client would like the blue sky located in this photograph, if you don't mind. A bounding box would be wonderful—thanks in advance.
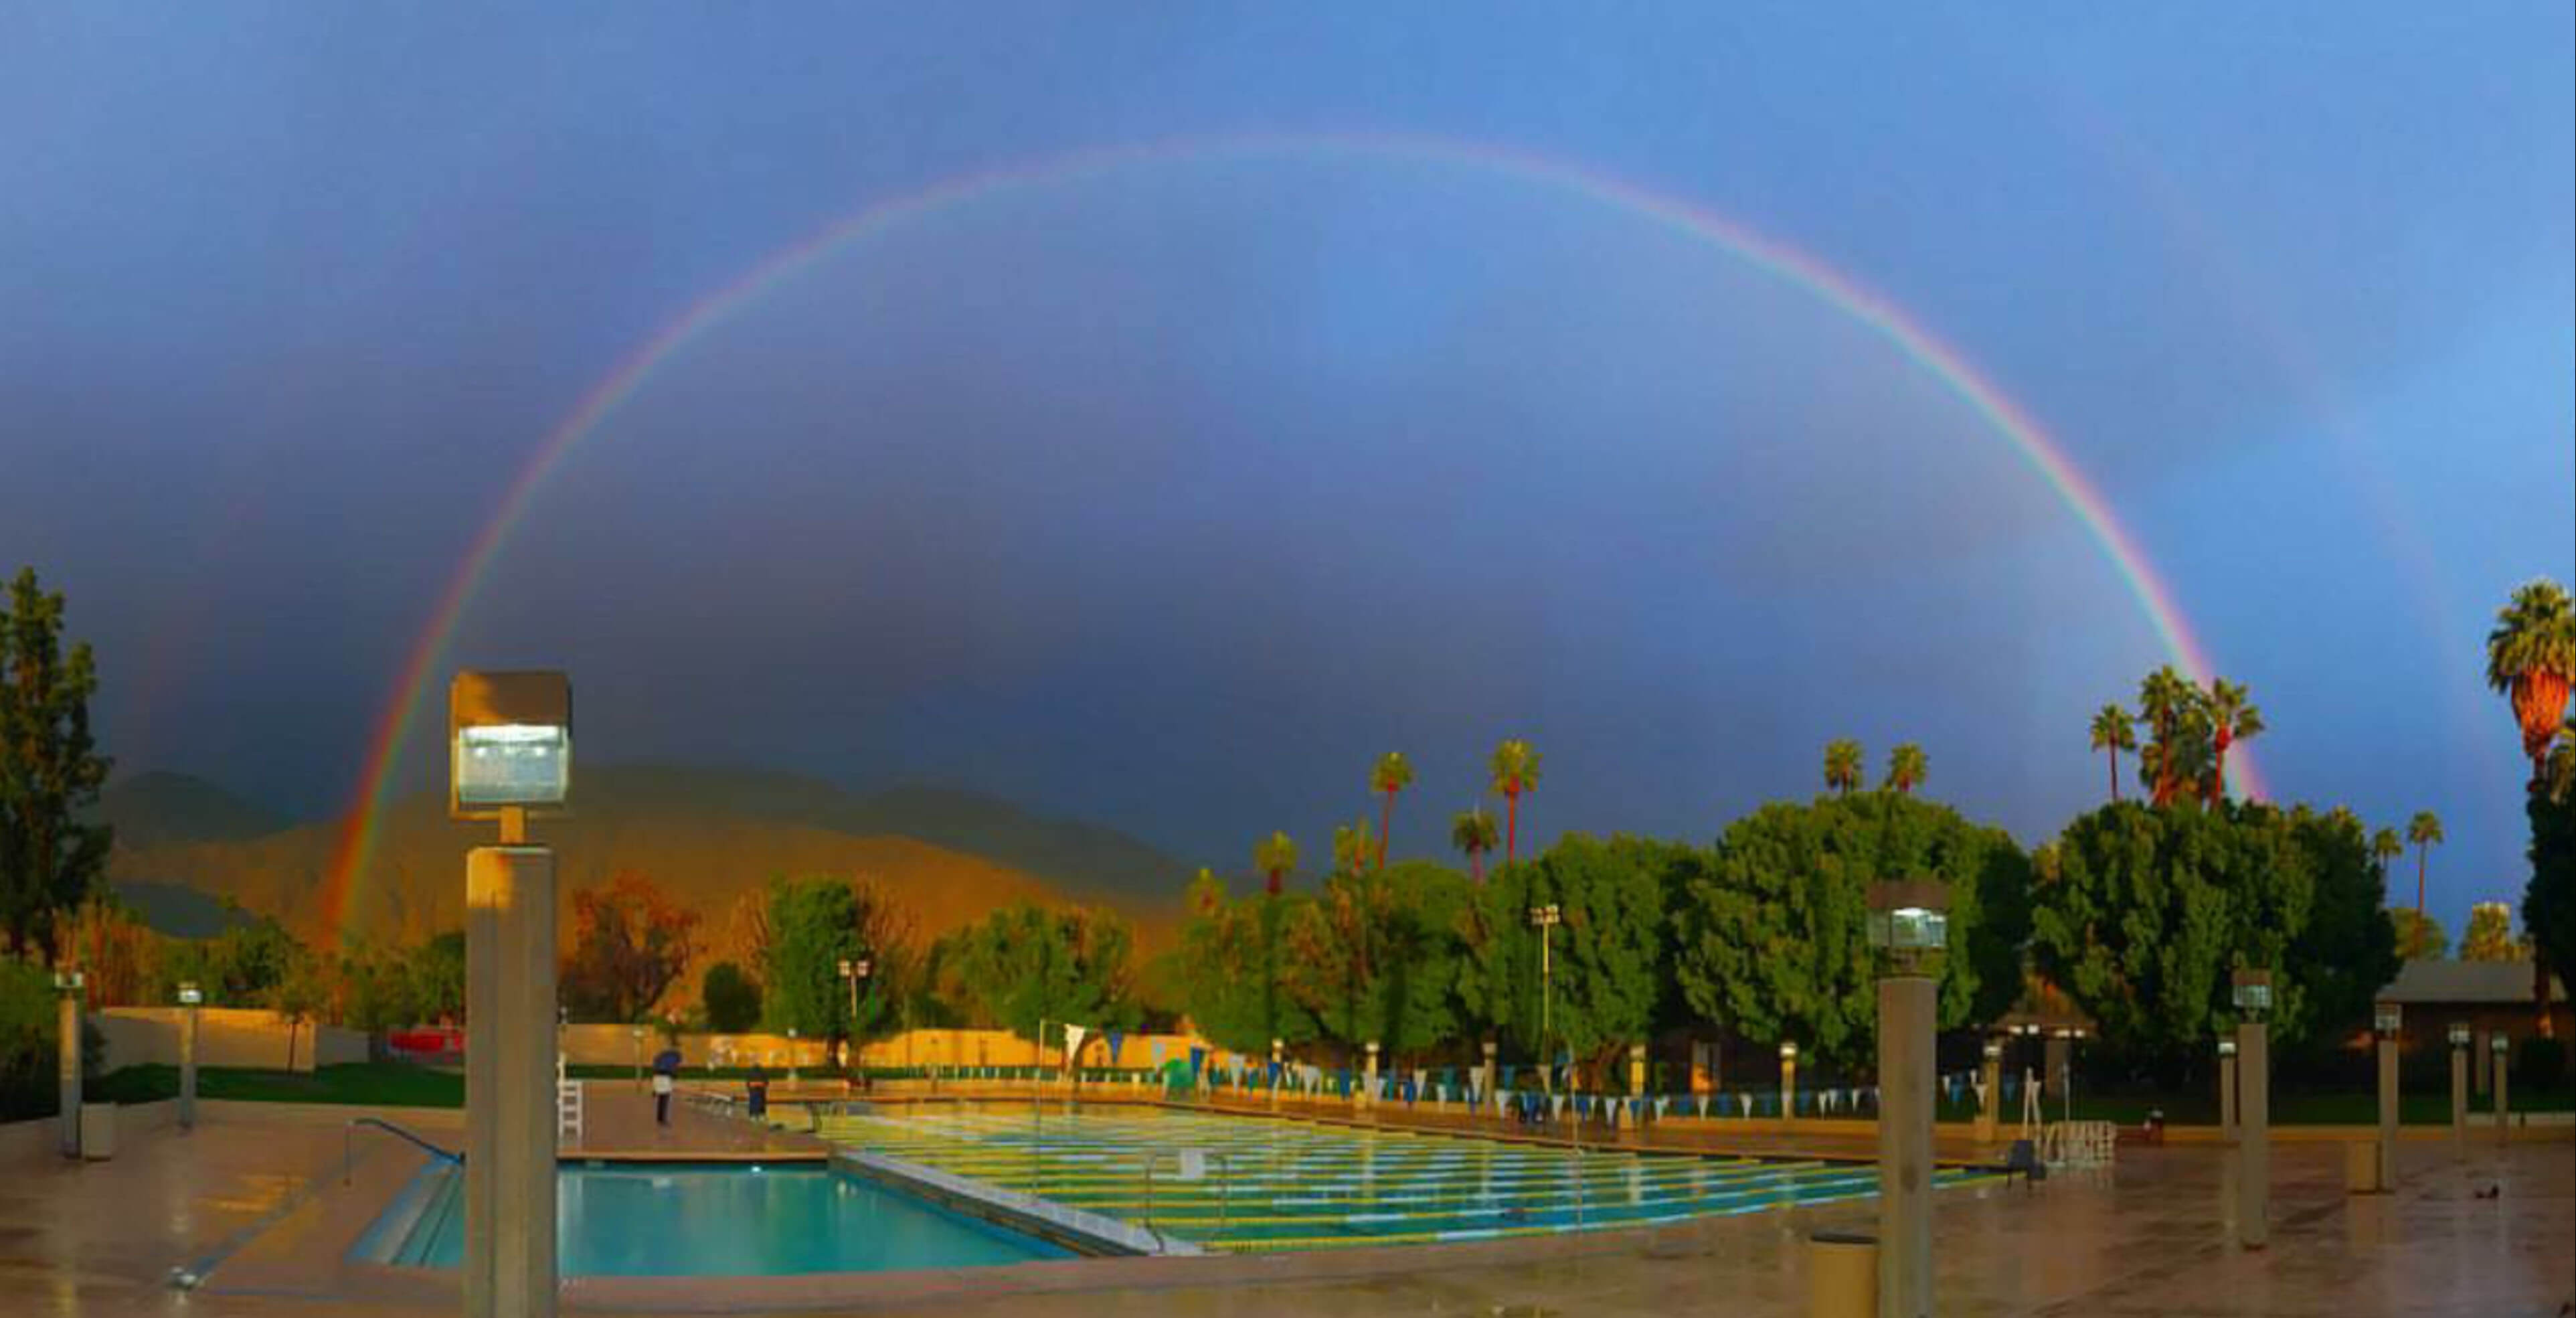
[3,4,2568,930]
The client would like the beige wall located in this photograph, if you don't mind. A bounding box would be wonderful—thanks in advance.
[557,1023,1239,1073]
[94,1007,367,1074]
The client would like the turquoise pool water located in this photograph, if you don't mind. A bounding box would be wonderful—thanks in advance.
[366,1163,1071,1275]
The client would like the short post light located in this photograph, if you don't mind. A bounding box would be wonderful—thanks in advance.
[2232,969,2273,1250]
[2490,1032,2511,1145]
[1778,1040,1798,1123]
[630,1025,646,1090]
[2217,1035,2239,1140]
[177,981,204,1131]
[1363,1040,1381,1110]
[1868,878,1948,1318]
[2447,1023,2471,1143]
[2371,1000,2402,1191]
[53,969,85,1158]
[451,669,570,1318]
[787,1027,800,1085]
[1270,1037,1284,1110]
[1529,904,1561,1092]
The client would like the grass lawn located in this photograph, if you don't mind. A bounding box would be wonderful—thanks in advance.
[2057,1088,2573,1126]
[97,1062,462,1108]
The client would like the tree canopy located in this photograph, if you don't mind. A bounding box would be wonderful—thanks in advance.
[0,568,112,957]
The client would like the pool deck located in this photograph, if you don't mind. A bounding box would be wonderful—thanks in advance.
[6,1088,2569,1316]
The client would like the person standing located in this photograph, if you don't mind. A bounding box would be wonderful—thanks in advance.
[652,1042,683,1127]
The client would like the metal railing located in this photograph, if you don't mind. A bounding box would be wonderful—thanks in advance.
[344,1117,462,1185]
[1138,1148,1230,1242]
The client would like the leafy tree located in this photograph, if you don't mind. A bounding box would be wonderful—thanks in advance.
[0,568,113,957]
[560,872,701,1022]
[2487,578,2576,779]
[1490,740,1542,868]
[700,961,763,1032]
[2389,908,2448,961]
[1286,860,1466,1064]
[410,931,465,1023]
[1450,807,1498,885]
[758,876,915,1046]
[2530,777,2576,1001]
[1884,743,1927,795]
[1254,831,1298,896]
[2460,902,2523,962]
[63,894,155,1007]
[1330,819,1375,878]
[2406,811,2444,916]
[2283,807,2403,1061]
[1468,835,1679,1082]
[2203,679,2263,803]
[2088,704,2136,804]
[1370,752,1413,871]
[273,944,329,1070]
[1172,870,1316,1054]
[2135,667,2216,807]
[1822,739,1863,796]
[1674,793,2027,1070]
[335,939,422,1032]
[200,916,302,1005]
[934,902,1141,1044]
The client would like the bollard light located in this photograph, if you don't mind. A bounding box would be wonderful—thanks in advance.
[1982,1040,2003,1062]
[450,671,572,818]
[1865,879,1950,973]
[2448,1022,2471,1048]
[2373,1001,2402,1038]
[2490,1033,2510,1056]
[2217,1036,2237,1059]
[53,969,85,993]
[1779,1040,1798,1062]
[2231,968,2273,1020]
[177,982,202,1006]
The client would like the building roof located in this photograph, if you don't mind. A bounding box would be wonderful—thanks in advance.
[2378,959,2565,1005]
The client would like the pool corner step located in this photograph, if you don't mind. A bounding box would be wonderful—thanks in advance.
[833,1147,1207,1258]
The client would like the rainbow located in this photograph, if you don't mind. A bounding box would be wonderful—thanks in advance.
[319,131,2260,938]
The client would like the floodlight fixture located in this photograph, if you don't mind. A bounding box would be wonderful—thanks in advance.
[177,982,202,1006]
[1779,1040,1798,1062]
[2448,1022,2472,1048]
[450,671,570,819]
[1865,879,1950,957]
[2373,1001,2403,1037]
[2231,968,2273,1020]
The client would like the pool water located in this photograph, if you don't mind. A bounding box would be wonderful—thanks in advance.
[368,1163,1071,1274]
[819,1104,2000,1252]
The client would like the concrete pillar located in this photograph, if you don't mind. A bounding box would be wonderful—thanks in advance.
[2376,1036,2399,1191]
[1975,1046,2002,1145]
[58,991,82,1159]
[466,845,558,1318]
[2450,1042,2468,1143]
[1480,1040,1498,1113]
[1270,1038,1283,1112]
[1628,1043,1646,1100]
[1877,974,1935,1318]
[1362,1042,1379,1110]
[1780,1046,1798,1123]
[179,1005,199,1131]
[2043,1034,2071,1113]
[2219,1054,2238,1142]
[2474,1027,2491,1094]
[2237,1020,2269,1250]
[2492,1040,2510,1145]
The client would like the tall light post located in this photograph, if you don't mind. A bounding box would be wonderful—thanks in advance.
[2372,1000,2401,1191]
[838,957,872,1075]
[786,1027,800,1085]
[452,669,570,1318]
[629,1025,645,1091]
[2447,1022,2470,1143]
[177,982,203,1131]
[1867,878,1947,1318]
[2217,1035,2238,1141]
[2233,968,2273,1250]
[2490,1032,2510,1145]
[54,969,85,1158]
[1528,904,1561,1092]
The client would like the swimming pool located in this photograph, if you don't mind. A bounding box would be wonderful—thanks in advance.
[359,1163,1071,1274]
[819,1103,2000,1252]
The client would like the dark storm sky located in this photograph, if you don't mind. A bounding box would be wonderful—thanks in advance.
[3,4,2569,929]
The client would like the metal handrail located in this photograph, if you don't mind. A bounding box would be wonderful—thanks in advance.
[345,1117,462,1185]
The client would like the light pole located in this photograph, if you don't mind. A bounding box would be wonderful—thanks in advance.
[178,982,203,1131]
[787,1027,800,1085]
[2373,1000,2401,1191]
[2448,1022,2470,1144]
[451,669,571,1318]
[1779,1040,1798,1124]
[1528,904,1560,1092]
[630,1025,645,1091]
[2233,968,2273,1250]
[1976,1038,2003,1145]
[54,969,85,1159]
[838,957,872,1076]
[1867,878,1947,1318]
[2490,1032,2511,1145]
[2217,1036,2238,1141]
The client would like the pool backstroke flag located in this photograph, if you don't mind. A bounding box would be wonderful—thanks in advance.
[1063,1023,1088,1067]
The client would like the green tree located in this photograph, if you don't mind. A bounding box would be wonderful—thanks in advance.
[2389,908,2448,961]
[0,568,113,957]
[1884,743,1927,795]
[2459,902,2522,962]
[2089,704,2136,804]
[272,944,329,1071]
[2371,827,2405,890]
[1476,835,1680,1083]
[409,931,465,1023]
[2487,578,2576,780]
[2405,811,2444,916]
[1255,831,1298,896]
[2529,774,2576,1003]
[1287,860,1466,1064]
[2284,807,2404,1062]
[1370,752,1413,871]
[1490,740,1542,869]
[1450,806,1498,885]
[1331,819,1375,878]
[758,876,914,1047]
[1173,870,1316,1054]
[937,902,1140,1044]
[700,961,763,1032]
[2205,679,2263,803]
[2135,667,2217,807]
[1822,739,1863,796]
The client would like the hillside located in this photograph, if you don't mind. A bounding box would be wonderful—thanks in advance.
[104,764,1191,952]
[94,770,290,850]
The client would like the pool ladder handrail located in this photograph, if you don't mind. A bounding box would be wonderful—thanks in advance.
[1139,1148,1230,1244]
[344,1116,463,1185]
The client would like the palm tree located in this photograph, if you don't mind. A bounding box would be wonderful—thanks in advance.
[1885,743,1927,795]
[2407,811,2443,917]
[2087,704,2135,803]
[1370,752,1413,871]
[1450,807,1499,886]
[1489,740,1542,870]
[1254,831,1298,897]
[2487,579,2576,781]
[1331,819,1375,876]
[2551,714,2576,803]
[1823,739,1863,796]
[2137,667,2199,805]
[2371,826,2404,884]
[2204,678,2263,803]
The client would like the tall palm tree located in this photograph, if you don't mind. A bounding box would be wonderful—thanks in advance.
[1331,819,1375,876]
[1885,743,1927,795]
[2137,667,2197,805]
[2407,811,2443,917]
[1450,807,1499,886]
[2371,826,2404,884]
[1489,740,1542,870]
[1255,831,1298,897]
[2089,704,2136,803]
[1370,752,1413,872]
[2487,579,2576,781]
[1823,739,1863,796]
[2204,678,2263,803]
